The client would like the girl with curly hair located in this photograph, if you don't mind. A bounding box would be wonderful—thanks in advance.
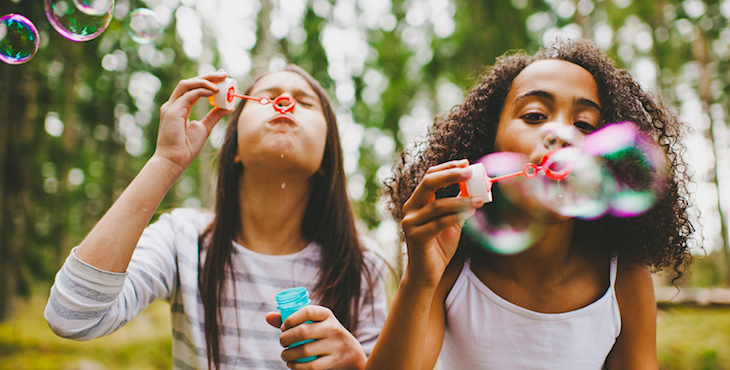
[366,38,695,369]
[45,65,388,370]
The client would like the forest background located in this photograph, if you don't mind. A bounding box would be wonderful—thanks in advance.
[2,0,730,368]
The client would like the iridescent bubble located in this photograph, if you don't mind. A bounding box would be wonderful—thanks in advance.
[464,198,545,255]
[45,0,113,42]
[583,121,667,217]
[126,8,162,44]
[73,0,114,16]
[463,152,545,254]
[530,147,616,220]
[0,13,40,65]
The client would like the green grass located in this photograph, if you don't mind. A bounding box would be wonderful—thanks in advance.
[2,292,730,369]
[657,306,730,370]
[0,292,172,370]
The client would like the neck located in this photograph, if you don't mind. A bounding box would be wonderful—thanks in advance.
[236,167,315,255]
[480,217,578,284]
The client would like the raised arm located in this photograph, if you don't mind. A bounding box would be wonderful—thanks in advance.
[603,264,658,370]
[74,71,231,272]
[365,160,484,370]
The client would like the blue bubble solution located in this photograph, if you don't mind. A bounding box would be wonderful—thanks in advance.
[276,287,318,363]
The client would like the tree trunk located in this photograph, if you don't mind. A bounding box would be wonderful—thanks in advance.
[693,31,730,284]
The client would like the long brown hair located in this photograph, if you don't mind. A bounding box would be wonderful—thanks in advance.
[198,65,372,369]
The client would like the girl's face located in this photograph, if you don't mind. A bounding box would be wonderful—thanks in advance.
[494,59,602,221]
[235,71,328,176]
[495,59,601,164]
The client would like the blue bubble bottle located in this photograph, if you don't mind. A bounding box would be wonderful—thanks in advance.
[276,287,317,363]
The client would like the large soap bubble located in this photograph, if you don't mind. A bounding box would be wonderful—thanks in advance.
[0,13,40,65]
[583,121,668,217]
[45,0,113,42]
[73,0,114,16]
[462,121,667,254]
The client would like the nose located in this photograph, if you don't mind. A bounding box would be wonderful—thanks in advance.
[540,121,581,150]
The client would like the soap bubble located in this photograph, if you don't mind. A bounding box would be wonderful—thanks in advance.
[530,147,616,220]
[583,121,667,217]
[0,14,40,65]
[45,0,113,42]
[462,152,545,254]
[462,122,667,254]
[126,8,162,44]
[464,204,546,255]
[73,0,114,16]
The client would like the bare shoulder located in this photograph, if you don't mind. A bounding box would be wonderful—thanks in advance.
[615,263,655,310]
[604,262,658,370]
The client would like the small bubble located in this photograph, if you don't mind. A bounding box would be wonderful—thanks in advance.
[0,13,40,65]
[126,8,162,44]
[281,183,286,189]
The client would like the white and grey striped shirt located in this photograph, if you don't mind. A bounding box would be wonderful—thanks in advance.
[44,208,389,369]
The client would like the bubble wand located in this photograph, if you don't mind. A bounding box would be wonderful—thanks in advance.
[209,78,296,113]
[459,149,571,203]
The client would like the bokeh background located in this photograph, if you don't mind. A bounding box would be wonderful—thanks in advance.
[1,0,730,368]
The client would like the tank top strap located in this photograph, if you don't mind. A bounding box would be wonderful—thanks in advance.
[609,255,618,287]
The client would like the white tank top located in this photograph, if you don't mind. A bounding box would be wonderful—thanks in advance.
[439,257,621,370]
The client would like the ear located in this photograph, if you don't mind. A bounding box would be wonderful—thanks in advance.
[234,154,241,164]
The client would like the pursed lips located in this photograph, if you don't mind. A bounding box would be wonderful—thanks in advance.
[267,113,298,128]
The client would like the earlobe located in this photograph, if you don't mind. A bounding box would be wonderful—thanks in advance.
[234,154,241,164]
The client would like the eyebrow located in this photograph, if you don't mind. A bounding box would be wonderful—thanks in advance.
[250,86,318,101]
[513,90,601,112]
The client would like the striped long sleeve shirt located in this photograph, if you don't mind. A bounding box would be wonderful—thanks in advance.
[44,208,389,369]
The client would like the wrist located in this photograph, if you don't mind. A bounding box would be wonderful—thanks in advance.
[401,267,441,292]
[147,154,186,184]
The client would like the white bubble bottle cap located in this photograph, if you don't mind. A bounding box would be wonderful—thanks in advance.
[458,162,493,204]
[209,77,239,111]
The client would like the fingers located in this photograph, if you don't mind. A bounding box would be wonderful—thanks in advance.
[280,321,365,369]
[168,70,228,102]
[405,159,472,212]
[199,106,232,133]
[282,305,331,331]
[266,312,283,329]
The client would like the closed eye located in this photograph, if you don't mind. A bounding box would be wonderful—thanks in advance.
[574,121,597,133]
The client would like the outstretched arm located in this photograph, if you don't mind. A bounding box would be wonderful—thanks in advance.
[73,71,231,272]
[365,160,485,370]
[603,264,658,370]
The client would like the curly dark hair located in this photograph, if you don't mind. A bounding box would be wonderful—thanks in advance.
[385,38,695,277]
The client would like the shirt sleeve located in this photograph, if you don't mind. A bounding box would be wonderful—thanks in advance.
[43,208,202,340]
[355,239,391,356]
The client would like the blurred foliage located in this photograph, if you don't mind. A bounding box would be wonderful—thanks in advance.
[1,0,730,325]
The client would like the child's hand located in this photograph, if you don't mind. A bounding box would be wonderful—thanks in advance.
[401,159,485,288]
[265,306,367,370]
[154,70,232,172]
